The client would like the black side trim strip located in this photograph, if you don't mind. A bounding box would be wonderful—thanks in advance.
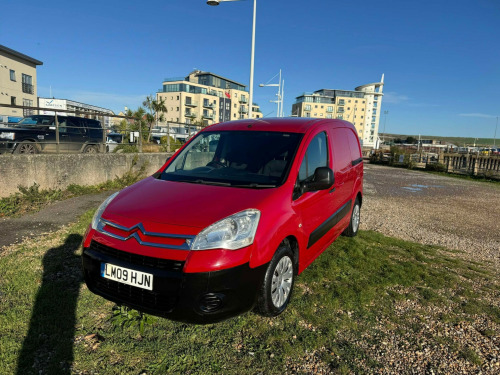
[352,157,363,166]
[307,200,352,249]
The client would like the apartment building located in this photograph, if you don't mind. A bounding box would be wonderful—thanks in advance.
[291,75,384,148]
[0,44,43,121]
[157,70,261,126]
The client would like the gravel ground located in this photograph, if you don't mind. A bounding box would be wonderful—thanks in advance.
[341,164,500,375]
[361,164,500,272]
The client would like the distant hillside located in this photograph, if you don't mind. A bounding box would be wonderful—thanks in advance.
[380,133,497,147]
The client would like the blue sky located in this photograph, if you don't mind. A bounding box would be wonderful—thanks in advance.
[2,0,500,138]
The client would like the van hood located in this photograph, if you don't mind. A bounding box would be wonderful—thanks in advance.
[102,176,277,230]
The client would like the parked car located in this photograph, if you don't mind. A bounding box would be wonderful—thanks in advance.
[81,118,363,323]
[106,132,123,153]
[0,115,103,154]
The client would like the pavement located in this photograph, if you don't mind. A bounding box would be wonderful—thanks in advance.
[0,191,115,249]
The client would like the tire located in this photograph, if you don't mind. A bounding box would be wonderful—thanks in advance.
[83,145,98,153]
[14,141,39,154]
[342,198,361,237]
[255,239,296,317]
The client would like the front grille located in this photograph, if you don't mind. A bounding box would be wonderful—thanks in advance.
[90,240,184,271]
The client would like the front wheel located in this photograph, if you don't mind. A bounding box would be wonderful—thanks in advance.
[14,141,39,154]
[342,198,361,237]
[255,239,296,317]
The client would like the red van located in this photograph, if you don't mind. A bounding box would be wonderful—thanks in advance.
[82,118,363,323]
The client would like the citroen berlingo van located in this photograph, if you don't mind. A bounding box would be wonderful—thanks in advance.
[82,118,363,323]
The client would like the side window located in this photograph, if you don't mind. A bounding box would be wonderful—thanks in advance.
[67,118,83,134]
[298,132,328,183]
[168,133,220,171]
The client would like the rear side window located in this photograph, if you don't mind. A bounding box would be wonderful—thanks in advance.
[346,128,362,161]
[298,132,328,182]
[331,128,351,172]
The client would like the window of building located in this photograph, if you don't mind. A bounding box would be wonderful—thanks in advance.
[337,115,343,120]
[177,96,179,100]
[327,106,333,112]
[22,74,33,94]
[314,113,317,116]
[326,114,332,119]
[347,107,350,110]
[176,107,179,111]
[355,100,358,103]
[321,105,323,109]
[305,112,311,117]
[305,105,311,111]
[23,98,34,116]
[11,96,16,105]
[10,70,16,81]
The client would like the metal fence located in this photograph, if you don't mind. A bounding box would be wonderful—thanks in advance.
[0,104,205,155]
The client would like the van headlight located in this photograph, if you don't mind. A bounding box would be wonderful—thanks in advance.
[190,209,260,250]
[91,192,119,230]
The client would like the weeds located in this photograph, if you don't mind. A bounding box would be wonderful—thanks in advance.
[110,305,156,335]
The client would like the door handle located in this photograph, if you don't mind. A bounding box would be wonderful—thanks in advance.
[329,187,336,194]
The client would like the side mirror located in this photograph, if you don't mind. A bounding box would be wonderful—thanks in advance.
[301,167,334,193]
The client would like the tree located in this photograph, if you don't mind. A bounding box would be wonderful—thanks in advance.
[143,95,168,147]
[406,136,417,144]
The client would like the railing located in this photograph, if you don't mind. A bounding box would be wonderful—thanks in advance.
[185,101,198,107]
[0,103,207,155]
[239,97,248,103]
[22,83,34,94]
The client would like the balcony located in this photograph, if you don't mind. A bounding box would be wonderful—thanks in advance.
[202,113,215,120]
[203,102,215,109]
[239,107,248,114]
[185,112,196,118]
[22,83,34,94]
[185,101,198,107]
[239,97,248,103]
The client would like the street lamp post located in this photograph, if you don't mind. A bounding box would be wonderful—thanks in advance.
[207,0,256,119]
[494,116,498,147]
[260,69,283,117]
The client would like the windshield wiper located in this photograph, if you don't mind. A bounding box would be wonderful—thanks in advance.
[175,179,231,186]
[231,183,277,188]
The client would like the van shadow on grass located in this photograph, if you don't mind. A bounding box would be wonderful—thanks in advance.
[17,233,83,375]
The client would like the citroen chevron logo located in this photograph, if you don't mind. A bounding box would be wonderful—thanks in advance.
[97,219,195,250]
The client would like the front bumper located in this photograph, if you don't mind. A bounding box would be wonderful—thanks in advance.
[0,140,15,154]
[82,240,267,324]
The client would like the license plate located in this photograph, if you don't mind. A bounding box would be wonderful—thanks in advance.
[101,263,153,291]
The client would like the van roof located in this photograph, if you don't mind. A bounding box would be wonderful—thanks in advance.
[206,117,354,133]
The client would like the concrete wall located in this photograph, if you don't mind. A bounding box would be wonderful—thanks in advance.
[0,153,172,198]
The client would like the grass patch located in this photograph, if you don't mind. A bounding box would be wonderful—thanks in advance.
[0,217,498,374]
[0,157,148,218]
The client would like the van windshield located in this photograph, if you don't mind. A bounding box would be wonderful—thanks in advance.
[161,131,303,188]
